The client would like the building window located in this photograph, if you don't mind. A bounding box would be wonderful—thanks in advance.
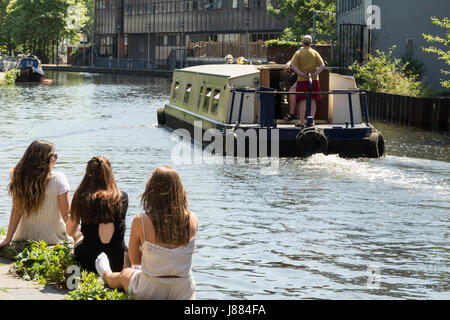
[100,35,113,57]
[184,84,192,105]
[211,90,220,114]
[203,88,212,112]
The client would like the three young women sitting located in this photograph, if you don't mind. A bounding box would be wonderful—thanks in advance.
[0,140,198,300]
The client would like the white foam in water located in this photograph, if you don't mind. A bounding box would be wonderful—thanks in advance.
[301,154,450,193]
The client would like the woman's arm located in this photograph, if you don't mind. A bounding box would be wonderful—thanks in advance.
[65,213,80,238]
[0,206,23,248]
[128,215,142,266]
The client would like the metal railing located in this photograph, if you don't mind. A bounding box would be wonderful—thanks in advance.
[229,88,369,129]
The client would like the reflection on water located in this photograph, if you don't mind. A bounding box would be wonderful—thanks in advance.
[0,72,449,299]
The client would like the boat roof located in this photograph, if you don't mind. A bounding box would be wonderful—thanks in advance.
[176,64,260,79]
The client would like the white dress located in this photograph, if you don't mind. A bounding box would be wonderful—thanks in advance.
[12,171,72,245]
[128,214,196,300]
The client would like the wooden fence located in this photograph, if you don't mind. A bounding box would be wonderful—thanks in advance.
[365,92,449,132]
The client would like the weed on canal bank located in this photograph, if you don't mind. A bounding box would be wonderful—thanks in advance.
[0,239,132,300]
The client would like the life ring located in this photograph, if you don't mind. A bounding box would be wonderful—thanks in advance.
[366,131,385,158]
[157,107,166,125]
[295,127,328,157]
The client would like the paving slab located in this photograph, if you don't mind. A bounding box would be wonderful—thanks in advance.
[0,255,69,300]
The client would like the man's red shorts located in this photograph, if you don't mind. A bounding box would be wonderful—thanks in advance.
[296,80,321,101]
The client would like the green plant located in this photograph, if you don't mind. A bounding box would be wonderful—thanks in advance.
[2,68,20,85]
[265,39,302,48]
[349,46,427,97]
[0,238,132,300]
[67,270,131,300]
[401,53,425,78]
[12,241,75,286]
[423,16,450,89]
[267,0,336,41]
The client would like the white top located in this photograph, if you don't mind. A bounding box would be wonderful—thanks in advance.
[139,214,194,278]
[12,171,71,245]
[178,64,260,79]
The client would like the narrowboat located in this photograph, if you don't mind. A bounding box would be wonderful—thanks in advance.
[15,55,45,82]
[157,63,385,158]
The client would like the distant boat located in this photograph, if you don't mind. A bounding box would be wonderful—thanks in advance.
[15,55,45,82]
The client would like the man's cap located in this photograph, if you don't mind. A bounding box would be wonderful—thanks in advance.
[303,35,313,42]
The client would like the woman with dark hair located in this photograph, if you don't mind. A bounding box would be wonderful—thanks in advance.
[94,165,198,300]
[66,156,129,272]
[0,139,71,247]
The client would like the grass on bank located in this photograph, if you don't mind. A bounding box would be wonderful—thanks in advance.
[0,238,131,300]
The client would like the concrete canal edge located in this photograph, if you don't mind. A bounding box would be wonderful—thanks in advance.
[0,236,69,300]
[42,64,172,77]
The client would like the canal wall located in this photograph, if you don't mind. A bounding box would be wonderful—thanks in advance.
[366,92,449,133]
[42,64,172,77]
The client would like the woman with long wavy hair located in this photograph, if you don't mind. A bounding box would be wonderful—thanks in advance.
[0,139,71,248]
[66,156,129,272]
[94,165,198,300]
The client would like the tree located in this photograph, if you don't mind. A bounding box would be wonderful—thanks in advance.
[423,16,450,89]
[1,0,87,62]
[267,0,336,41]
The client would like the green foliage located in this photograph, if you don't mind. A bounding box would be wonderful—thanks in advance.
[2,68,20,85]
[349,47,430,97]
[11,241,75,286]
[267,0,336,41]
[0,238,132,300]
[265,39,302,48]
[401,53,425,78]
[0,0,88,62]
[423,16,450,89]
[0,227,6,236]
[67,271,132,300]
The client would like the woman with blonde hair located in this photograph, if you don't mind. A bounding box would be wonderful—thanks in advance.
[0,139,71,247]
[66,156,129,272]
[95,165,198,300]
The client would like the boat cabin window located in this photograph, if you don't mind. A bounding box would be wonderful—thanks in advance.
[203,88,212,112]
[211,90,220,115]
[197,86,204,109]
[172,82,180,101]
[20,59,38,68]
[183,84,192,105]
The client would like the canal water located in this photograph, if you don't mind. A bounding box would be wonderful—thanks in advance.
[0,71,448,299]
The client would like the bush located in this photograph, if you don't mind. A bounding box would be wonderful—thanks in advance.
[11,241,75,286]
[349,47,428,97]
[2,68,20,85]
[67,271,131,300]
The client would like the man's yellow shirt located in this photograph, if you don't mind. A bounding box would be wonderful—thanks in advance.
[290,47,325,82]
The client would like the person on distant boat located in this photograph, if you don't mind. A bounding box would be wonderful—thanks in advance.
[94,165,198,300]
[66,156,130,273]
[0,140,72,248]
[284,35,326,128]
[225,54,234,64]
